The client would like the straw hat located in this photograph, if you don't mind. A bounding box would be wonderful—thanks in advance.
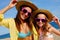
[16,1,38,11]
[32,9,53,22]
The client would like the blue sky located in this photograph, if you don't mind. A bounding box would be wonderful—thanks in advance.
[0,0,60,35]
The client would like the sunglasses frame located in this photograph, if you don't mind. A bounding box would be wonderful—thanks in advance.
[35,18,47,22]
[21,8,32,16]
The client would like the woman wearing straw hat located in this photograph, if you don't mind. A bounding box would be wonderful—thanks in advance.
[31,9,60,40]
[0,0,38,40]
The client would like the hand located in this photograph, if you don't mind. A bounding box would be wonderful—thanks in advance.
[53,16,59,23]
[8,0,17,8]
[0,0,17,14]
[53,16,60,27]
[12,0,17,4]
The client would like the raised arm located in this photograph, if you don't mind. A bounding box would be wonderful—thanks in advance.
[0,0,17,14]
[51,26,60,36]
[0,0,17,28]
[48,24,60,36]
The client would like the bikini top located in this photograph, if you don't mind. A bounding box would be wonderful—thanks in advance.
[18,31,31,38]
[45,33,53,38]
[39,32,53,40]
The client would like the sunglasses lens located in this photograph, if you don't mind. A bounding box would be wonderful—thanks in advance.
[42,19,47,22]
[22,9,31,16]
[28,13,31,16]
[22,9,27,13]
[35,18,40,22]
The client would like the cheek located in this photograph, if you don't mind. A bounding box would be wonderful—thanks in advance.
[19,13,23,18]
[43,23,46,24]
[20,12,24,17]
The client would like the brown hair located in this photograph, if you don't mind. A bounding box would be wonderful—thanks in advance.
[33,12,50,35]
[14,5,33,32]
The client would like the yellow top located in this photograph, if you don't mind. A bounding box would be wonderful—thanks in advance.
[0,14,38,40]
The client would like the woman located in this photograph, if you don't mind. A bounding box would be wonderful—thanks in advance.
[0,0,38,40]
[32,9,60,40]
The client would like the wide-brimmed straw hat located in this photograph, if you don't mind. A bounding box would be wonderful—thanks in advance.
[16,1,38,11]
[32,9,53,22]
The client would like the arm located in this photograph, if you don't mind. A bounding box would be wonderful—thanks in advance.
[48,24,60,36]
[0,0,17,14]
[49,24,60,36]
[0,0,17,28]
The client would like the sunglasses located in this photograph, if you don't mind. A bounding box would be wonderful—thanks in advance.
[21,9,31,16]
[35,18,47,22]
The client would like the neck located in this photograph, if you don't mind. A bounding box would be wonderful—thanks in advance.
[21,19,26,23]
[39,27,43,31]
[19,17,26,23]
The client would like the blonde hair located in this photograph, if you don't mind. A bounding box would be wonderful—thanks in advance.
[32,13,51,36]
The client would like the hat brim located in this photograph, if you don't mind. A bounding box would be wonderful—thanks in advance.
[16,1,38,11]
[32,9,53,22]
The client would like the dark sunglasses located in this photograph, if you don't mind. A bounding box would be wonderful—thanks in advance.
[35,18,47,22]
[22,9,31,16]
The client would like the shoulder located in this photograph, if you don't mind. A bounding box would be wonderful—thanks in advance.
[47,23,54,32]
[2,18,15,23]
[7,18,15,22]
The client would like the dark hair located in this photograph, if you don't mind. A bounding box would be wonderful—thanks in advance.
[14,5,33,32]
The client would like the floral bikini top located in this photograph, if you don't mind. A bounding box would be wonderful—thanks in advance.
[39,32,53,40]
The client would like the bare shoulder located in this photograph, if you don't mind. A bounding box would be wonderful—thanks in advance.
[47,23,55,32]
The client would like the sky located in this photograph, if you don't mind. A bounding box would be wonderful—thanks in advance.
[0,0,60,35]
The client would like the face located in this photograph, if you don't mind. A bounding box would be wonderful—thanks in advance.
[20,7,32,20]
[35,14,47,27]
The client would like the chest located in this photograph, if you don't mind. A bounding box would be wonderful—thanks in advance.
[18,35,32,40]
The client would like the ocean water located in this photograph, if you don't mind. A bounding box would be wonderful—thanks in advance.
[0,33,10,39]
[50,21,60,29]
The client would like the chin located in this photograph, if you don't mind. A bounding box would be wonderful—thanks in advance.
[20,18,25,20]
[39,25,43,27]
[21,17,26,20]
[22,18,25,20]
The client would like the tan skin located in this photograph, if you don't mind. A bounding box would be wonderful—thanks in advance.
[0,0,33,40]
[35,14,60,40]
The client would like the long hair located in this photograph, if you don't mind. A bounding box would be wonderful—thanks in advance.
[33,12,50,35]
[14,5,33,32]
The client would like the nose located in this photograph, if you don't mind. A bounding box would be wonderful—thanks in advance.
[25,12,28,15]
[39,20,42,23]
[25,13,28,17]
